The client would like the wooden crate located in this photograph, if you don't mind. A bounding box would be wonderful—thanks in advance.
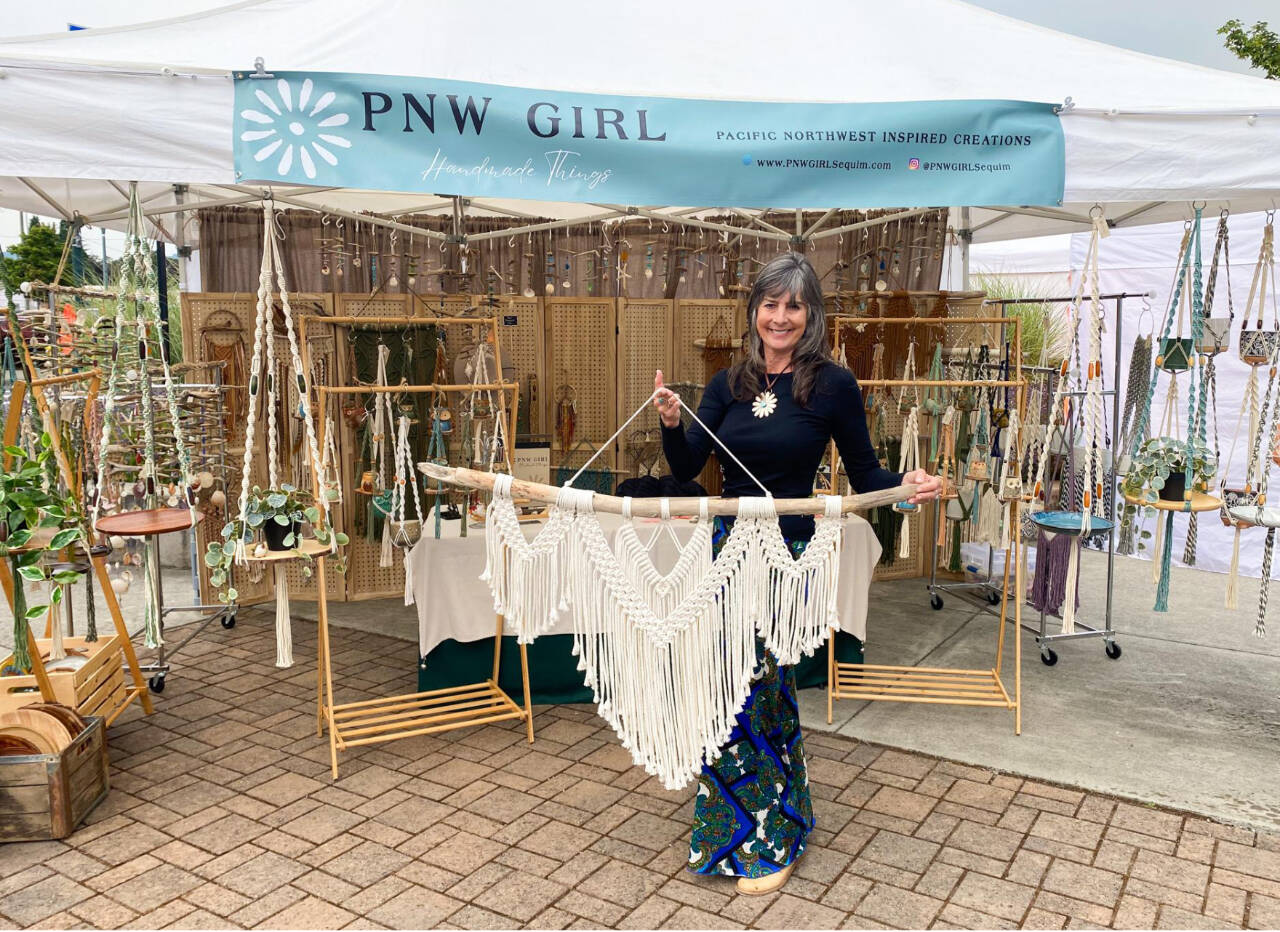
[0,636,130,724]
[0,715,109,842]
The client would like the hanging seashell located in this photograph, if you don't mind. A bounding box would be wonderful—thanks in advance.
[109,535,126,550]
[253,543,268,558]
[111,577,130,595]
[210,489,227,507]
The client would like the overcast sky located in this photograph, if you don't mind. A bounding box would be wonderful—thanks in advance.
[1,0,1276,255]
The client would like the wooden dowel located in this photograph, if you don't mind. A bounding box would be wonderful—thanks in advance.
[30,369,103,388]
[860,379,1025,388]
[304,315,501,327]
[831,316,1017,325]
[418,463,917,516]
[315,382,518,394]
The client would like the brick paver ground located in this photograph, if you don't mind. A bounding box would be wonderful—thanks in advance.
[2,610,1277,930]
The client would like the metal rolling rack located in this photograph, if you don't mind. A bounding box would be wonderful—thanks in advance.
[962,294,1147,666]
[86,361,235,693]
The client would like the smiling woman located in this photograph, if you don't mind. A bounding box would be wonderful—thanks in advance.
[652,251,941,895]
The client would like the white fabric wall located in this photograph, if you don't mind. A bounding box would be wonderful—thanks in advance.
[975,213,1277,579]
[1065,212,1276,579]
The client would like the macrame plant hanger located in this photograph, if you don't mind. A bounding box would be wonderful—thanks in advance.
[894,338,922,560]
[1185,210,1233,567]
[91,184,196,651]
[1220,214,1275,607]
[1028,214,1110,633]
[1123,205,1217,613]
[233,200,332,667]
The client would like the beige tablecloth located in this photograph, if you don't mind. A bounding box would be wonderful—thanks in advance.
[406,514,881,656]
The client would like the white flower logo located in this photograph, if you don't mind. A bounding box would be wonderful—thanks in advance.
[240,78,351,179]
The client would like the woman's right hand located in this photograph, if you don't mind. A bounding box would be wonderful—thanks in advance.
[654,370,681,428]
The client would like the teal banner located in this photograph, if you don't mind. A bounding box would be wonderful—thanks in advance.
[234,71,1065,208]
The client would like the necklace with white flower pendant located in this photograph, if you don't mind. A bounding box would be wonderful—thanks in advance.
[752,367,790,419]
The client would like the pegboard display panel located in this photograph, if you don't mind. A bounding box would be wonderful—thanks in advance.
[673,299,742,389]
[545,299,617,470]
[496,297,546,437]
[617,300,673,438]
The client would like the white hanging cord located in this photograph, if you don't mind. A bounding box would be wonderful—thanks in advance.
[566,390,772,498]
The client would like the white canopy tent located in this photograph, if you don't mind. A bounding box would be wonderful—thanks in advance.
[0,0,1278,254]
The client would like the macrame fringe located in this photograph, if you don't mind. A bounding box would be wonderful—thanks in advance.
[10,557,31,672]
[273,565,294,667]
[1060,542,1080,635]
[1153,511,1175,613]
[379,514,394,568]
[143,546,164,649]
[1030,530,1078,618]
[1256,528,1274,638]
[1226,529,1242,610]
[1151,514,1165,585]
[482,481,846,789]
[976,488,1001,547]
[1182,512,1198,567]
[85,569,98,642]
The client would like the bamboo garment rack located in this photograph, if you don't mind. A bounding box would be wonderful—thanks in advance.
[299,314,533,778]
[0,359,153,726]
[828,314,1026,733]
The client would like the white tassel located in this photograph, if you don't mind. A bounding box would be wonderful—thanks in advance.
[1061,541,1080,635]
[1226,529,1242,610]
[379,519,393,569]
[274,564,293,668]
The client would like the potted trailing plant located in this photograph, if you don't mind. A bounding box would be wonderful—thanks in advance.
[1122,436,1216,504]
[0,434,87,673]
[204,484,348,604]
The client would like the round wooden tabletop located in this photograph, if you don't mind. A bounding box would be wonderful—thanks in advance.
[242,538,332,563]
[1122,490,1222,513]
[95,508,203,538]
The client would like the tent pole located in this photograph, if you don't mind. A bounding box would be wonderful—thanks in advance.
[808,207,936,241]
[596,204,789,243]
[959,206,971,291]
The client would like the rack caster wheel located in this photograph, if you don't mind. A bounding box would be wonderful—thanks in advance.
[1105,641,1122,660]
[930,593,944,611]
[221,613,237,629]
[148,675,166,694]
[985,590,1001,605]
[1040,649,1058,667]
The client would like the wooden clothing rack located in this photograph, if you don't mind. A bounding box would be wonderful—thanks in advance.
[299,313,532,778]
[828,314,1026,734]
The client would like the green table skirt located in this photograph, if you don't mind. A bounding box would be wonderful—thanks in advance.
[418,631,864,705]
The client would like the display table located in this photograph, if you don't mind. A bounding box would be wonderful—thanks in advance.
[407,513,881,702]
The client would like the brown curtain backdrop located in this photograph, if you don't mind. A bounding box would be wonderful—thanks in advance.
[198,207,950,302]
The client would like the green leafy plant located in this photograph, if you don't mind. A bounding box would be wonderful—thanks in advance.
[1121,436,1217,500]
[973,272,1071,366]
[203,484,349,603]
[1219,19,1280,79]
[0,433,87,673]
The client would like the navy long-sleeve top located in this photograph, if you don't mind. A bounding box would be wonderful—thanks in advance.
[661,362,903,541]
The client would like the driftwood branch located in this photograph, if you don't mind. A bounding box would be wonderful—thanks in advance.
[418,463,917,517]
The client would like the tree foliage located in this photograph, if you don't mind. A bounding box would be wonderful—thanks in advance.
[1219,19,1280,79]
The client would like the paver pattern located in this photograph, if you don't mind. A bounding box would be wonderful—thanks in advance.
[1,611,1277,930]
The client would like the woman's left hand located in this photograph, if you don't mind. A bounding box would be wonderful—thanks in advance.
[903,468,943,504]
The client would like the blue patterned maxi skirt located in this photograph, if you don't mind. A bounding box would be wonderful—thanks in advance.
[687,519,815,878]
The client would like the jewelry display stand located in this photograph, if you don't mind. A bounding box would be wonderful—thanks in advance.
[300,313,534,775]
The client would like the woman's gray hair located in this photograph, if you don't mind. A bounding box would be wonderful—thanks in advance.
[727,252,832,407]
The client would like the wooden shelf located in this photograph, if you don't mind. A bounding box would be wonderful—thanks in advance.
[1122,490,1222,513]
[329,681,527,751]
[832,663,1013,708]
